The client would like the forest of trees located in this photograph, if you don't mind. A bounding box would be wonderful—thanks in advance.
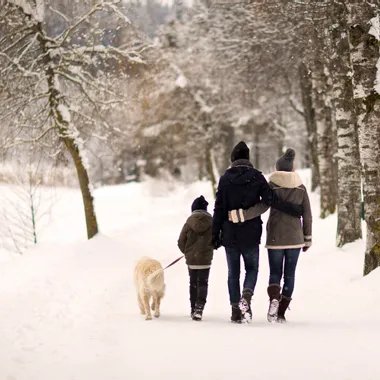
[0,0,379,275]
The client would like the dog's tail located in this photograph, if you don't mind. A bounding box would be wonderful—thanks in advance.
[146,268,165,292]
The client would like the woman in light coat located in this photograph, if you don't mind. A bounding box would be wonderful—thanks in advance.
[229,148,312,323]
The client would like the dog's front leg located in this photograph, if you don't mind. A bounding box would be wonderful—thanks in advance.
[143,292,152,320]
[153,293,161,318]
[138,294,145,315]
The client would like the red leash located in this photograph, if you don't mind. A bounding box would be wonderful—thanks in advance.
[164,255,184,270]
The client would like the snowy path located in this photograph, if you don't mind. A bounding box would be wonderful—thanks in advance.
[1,174,380,380]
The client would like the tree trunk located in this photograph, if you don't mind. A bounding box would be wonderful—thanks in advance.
[253,128,260,169]
[62,136,99,239]
[348,2,380,275]
[277,140,283,157]
[222,124,234,172]
[328,2,362,247]
[205,141,217,196]
[30,194,37,244]
[299,62,320,191]
[197,156,205,181]
[37,23,99,240]
[311,58,337,218]
[324,61,339,213]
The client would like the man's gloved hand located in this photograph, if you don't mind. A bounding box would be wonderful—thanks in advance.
[302,246,310,252]
[211,234,222,250]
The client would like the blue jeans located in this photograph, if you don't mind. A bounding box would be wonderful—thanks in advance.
[268,248,301,298]
[225,246,259,305]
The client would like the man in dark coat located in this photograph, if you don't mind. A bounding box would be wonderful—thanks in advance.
[212,141,302,323]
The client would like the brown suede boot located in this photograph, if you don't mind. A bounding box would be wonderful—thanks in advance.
[267,284,281,322]
[277,296,292,323]
[267,284,281,300]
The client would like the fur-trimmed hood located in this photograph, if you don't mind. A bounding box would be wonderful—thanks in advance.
[269,171,303,189]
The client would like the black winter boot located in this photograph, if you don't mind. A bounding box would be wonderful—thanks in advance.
[192,303,204,321]
[240,288,253,321]
[231,304,243,324]
[267,284,281,323]
[277,296,292,323]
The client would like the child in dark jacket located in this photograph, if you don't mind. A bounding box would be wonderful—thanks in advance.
[178,195,213,321]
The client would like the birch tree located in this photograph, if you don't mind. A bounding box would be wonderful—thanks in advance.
[299,62,320,192]
[328,0,362,246]
[0,0,146,239]
[311,44,338,218]
[348,0,380,275]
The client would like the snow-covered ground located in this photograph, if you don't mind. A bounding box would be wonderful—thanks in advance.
[0,171,379,380]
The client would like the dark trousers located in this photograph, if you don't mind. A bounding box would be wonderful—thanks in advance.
[188,268,210,310]
[225,246,259,305]
[268,248,301,298]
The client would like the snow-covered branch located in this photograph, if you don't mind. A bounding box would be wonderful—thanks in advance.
[70,45,144,65]
[0,51,40,78]
[2,127,55,150]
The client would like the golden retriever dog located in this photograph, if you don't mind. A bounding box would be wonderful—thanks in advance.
[134,257,165,320]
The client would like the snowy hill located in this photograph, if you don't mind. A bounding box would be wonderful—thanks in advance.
[1,171,380,380]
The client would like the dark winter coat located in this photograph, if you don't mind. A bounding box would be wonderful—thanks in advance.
[212,160,275,249]
[178,210,213,266]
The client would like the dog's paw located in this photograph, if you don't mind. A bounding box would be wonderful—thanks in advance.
[145,315,152,321]
[154,312,160,318]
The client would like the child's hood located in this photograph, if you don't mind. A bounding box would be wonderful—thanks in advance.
[186,211,212,233]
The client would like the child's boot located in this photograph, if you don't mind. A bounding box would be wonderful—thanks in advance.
[192,303,204,321]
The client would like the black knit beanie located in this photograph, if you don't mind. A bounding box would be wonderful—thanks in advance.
[231,141,250,162]
[276,148,296,172]
[191,195,208,212]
